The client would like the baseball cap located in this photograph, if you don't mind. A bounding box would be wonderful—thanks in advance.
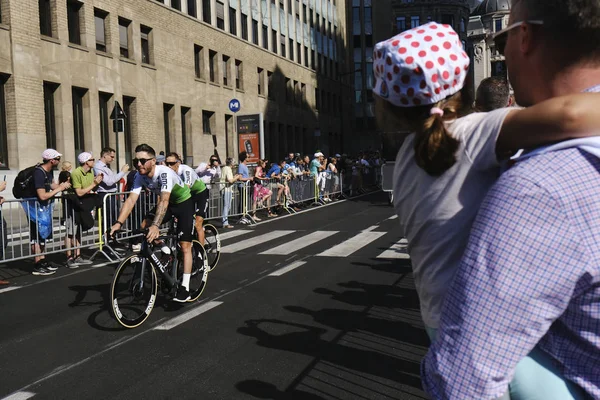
[373,22,469,107]
[156,154,166,163]
[314,152,324,158]
[77,152,93,164]
[42,148,62,160]
[335,153,341,158]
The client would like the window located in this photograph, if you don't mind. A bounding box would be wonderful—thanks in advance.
[271,29,277,53]
[252,19,259,44]
[202,0,211,23]
[216,1,225,29]
[171,0,181,10]
[229,7,237,35]
[163,104,174,153]
[267,71,274,99]
[315,88,320,111]
[123,96,135,165]
[67,0,83,45]
[188,0,197,17]
[99,92,112,149]
[287,0,292,14]
[209,50,217,82]
[289,38,294,61]
[297,43,301,65]
[301,83,306,106]
[262,24,268,49]
[257,68,264,95]
[293,80,299,105]
[222,55,230,86]
[396,16,406,32]
[194,45,204,79]
[280,35,286,57]
[43,82,59,150]
[442,14,454,29]
[0,76,7,168]
[181,107,191,162]
[304,46,308,67]
[411,16,419,28]
[202,110,214,134]
[235,60,243,89]
[141,25,153,64]
[311,49,315,69]
[94,9,108,52]
[39,0,53,37]
[119,18,131,58]
[72,87,87,156]
[495,19,502,32]
[241,13,248,40]
[285,77,291,103]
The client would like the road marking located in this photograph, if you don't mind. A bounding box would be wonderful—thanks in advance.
[269,261,307,276]
[362,225,380,233]
[260,231,338,255]
[388,215,398,220]
[218,230,252,241]
[317,231,387,257]
[377,239,410,259]
[1,392,36,400]
[154,301,223,331]
[0,286,21,294]
[220,230,296,253]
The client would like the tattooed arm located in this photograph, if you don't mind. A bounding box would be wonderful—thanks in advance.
[147,191,171,242]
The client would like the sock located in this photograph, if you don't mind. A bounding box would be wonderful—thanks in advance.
[182,273,191,291]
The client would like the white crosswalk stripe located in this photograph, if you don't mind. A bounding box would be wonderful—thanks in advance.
[220,230,296,253]
[260,231,339,255]
[219,229,252,241]
[316,231,387,257]
[376,239,410,259]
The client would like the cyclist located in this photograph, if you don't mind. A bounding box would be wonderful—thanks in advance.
[109,144,195,303]
[165,153,208,246]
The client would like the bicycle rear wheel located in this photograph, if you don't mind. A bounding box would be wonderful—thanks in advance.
[203,224,221,271]
[110,254,158,329]
[186,241,209,301]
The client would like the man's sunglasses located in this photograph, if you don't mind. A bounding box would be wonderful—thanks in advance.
[489,20,544,55]
[133,157,154,166]
[53,157,61,161]
[165,161,179,166]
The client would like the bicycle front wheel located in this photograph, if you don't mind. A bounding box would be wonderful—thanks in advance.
[203,224,221,271]
[110,254,158,329]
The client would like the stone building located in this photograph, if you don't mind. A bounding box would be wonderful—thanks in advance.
[0,0,350,173]
[467,0,510,91]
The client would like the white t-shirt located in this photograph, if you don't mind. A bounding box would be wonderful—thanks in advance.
[131,165,190,204]
[393,108,511,329]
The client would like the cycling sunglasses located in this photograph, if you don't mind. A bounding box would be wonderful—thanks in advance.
[133,157,155,166]
[165,161,179,166]
[489,20,544,55]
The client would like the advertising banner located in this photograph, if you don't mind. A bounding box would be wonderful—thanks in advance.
[237,114,264,165]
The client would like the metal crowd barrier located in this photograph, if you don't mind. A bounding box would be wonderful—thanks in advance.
[0,166,382,267]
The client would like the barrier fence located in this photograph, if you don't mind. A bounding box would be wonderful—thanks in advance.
[0,166,382,266]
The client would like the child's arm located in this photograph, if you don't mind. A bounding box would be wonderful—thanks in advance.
[496,93,600,157]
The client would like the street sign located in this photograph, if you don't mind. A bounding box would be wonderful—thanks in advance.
[229,99,241,113]
[110,101,126,120]
[113,119,125,133]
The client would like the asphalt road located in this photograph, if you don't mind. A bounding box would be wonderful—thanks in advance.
[0,192,429,400]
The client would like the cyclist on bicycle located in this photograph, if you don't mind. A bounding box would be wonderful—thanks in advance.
[165,153,208,246]
[109,144,195,303]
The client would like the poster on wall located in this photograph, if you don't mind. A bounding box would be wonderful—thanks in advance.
[237,113,264,165]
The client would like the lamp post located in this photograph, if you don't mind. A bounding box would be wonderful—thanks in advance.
[337,68,361,154]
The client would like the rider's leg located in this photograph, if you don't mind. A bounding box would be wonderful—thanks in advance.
[180,240,193,290]
[195,215,205,245]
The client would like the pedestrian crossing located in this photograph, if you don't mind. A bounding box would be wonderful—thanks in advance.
[219,228,410,260]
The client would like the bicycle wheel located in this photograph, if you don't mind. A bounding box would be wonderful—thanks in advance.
[177,241,209,302]
[203,224,221,271]
[110,254,158,329]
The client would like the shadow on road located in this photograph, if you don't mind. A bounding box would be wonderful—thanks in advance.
[236,380,326,400]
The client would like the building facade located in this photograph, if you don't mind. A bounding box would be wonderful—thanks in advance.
[467,0,510,91]
[0,0,349,173]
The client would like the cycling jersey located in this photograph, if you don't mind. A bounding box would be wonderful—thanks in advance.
[177,164,207,194]
[131,165,191,204]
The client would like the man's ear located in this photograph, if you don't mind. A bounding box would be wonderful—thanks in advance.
[507,95,515,107]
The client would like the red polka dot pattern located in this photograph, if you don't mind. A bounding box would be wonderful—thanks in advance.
[372,22,470,107]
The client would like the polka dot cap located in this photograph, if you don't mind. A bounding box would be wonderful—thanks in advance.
[373,22,470,107]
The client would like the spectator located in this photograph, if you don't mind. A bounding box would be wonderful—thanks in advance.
[61,161,72,172]
[28,149,70,275]
[221,157,240,228]
[68,152,103,266]
[94,147,129,228]
[0,179,8,284]
[156,151,166,165]
[475,76,512,112]
[237,152,253,224]
[267,160,286,205]
[196,155,221,188]
[58,170,80,268]
[252,159,275,220]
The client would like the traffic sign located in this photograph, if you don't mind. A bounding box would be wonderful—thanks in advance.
[229,99,241,113]
[110,101,126,120]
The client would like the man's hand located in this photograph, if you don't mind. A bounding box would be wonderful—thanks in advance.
[94,174,104,185]
[60,181,71,191]
[109,223,121,238]
[0,181,6,192]
[146,225,160,242]
[0,196,5,206]
[121,164,130,173]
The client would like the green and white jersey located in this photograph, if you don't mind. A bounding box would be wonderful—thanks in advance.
[177,164,207,194]
[131,165,191,204]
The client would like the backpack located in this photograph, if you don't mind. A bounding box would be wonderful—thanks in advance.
[13,164,43,199]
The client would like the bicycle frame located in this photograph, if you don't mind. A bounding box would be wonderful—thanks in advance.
[136,236,179,291]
